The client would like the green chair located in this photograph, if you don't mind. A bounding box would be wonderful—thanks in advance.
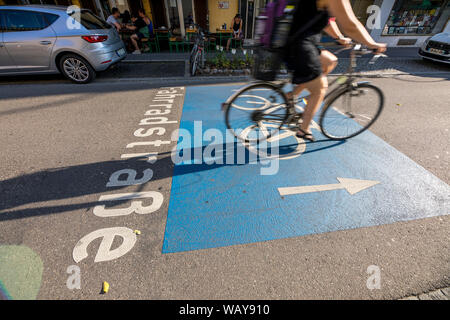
[169,36,184,52]
[218,32,232,48]
[231,38,243,50]
[184,33,195,52]
[142,37,159,53]
[139,27,159,53]
[207,36,217,52]
[156,31,170,51]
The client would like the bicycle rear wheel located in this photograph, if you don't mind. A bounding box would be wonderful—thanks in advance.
[190,51,199,76]
[319,83,384,140]
[224,83,289,143]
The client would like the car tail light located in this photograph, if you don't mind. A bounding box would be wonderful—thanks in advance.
[82,35,108,43]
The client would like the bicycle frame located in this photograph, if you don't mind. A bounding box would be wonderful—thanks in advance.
[190,26,206,71]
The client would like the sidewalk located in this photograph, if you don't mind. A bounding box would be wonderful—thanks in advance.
[96,47,449,84]
[121,47,423,62]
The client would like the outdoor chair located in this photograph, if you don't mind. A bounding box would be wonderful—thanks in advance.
[141,36,159,53]
[231,38,243,50]
[169,36,184,53]
[207,36,217,52]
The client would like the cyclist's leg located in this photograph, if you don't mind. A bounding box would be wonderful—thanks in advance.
[286,83,306,102]
[320,50,338,75]
[299,75,328,134]
[285,35,323,115]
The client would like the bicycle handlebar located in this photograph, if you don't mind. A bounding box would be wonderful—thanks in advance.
[333,42,388,64]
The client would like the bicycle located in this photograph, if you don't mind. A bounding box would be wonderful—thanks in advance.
[189,25,206,76]
[222,44,387,143]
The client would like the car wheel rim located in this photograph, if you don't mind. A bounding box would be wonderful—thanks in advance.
[63,58,89,82]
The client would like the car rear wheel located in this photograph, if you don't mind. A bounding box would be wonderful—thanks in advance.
[59,54,96,84]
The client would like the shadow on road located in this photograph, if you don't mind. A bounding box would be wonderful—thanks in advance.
[0,139,345,222]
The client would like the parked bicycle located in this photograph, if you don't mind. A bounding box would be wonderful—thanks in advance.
[222,43,387,143]
[189,25,207,76]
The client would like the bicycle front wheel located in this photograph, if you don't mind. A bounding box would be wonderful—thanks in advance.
[224,83,289,143]
[319,83,384,140]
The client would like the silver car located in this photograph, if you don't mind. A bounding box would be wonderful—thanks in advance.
[0,5,127,83]
[418,24,450,64]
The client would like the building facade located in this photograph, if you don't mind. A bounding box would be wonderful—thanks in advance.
[371,0,450,46]
[0,0,269,38]
[1,0,449,46]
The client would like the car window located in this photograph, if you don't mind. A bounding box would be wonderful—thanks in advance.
[0,11,3,32]
[43,12,59,27]
[2,10,55,32]
[69,9,111,30]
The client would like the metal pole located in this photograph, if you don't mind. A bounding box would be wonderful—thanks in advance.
[191,0,196,24]
[94,0,105,20]
[177,0,185,38]
[164,0,171,29]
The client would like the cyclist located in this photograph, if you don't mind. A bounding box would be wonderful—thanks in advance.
[284,0,386,141]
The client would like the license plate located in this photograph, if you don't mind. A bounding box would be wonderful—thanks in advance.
[116,48,126,57]
[428,48,444,55]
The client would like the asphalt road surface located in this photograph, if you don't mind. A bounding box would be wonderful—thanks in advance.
[0,73,449,300]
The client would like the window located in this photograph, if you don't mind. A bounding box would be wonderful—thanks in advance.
[2,10,54,32]
[382,0,449,36]
[69,9,111,30]
[43,13,59,26]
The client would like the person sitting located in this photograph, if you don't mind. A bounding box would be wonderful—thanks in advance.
[186,12,194,27]
[106,7,121,31]
[127,9,154,54]
[227,14,243,50]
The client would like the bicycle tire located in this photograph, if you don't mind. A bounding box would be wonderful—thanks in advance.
[319,83,384,140]
[224,82,290,143]
[191,51,199,76]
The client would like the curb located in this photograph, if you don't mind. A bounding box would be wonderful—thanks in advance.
[96,75,250,86]
[95,70,449,86]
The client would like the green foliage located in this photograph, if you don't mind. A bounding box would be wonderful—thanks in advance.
[205,51,254,71]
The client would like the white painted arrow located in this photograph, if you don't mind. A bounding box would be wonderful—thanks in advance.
[278,178,380,196]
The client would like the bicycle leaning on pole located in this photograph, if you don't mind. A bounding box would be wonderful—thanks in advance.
[221,43,388,143]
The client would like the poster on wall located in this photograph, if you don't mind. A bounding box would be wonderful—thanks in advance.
[219,1,229,9]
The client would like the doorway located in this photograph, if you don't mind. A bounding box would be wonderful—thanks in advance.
[150,0,168,28]
[194,0,208,30]
[245,0,255,39]
[127,0,144,16]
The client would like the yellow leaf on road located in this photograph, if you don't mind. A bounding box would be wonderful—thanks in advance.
[101,281,110,294]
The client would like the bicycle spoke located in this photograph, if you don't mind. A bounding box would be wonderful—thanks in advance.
[226,84,289,143]
[320,84,383,140]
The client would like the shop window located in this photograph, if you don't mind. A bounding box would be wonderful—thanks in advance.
[382,0,449,36]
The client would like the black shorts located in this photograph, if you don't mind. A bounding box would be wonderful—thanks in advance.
[284,34,323,84]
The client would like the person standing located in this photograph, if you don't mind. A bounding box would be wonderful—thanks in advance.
[227,14,243,51]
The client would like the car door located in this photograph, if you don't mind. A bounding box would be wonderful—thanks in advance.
[0,10,17,74]
[2,9,58,72]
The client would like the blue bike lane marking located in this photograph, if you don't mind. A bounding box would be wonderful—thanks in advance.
[162,84,450,253]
